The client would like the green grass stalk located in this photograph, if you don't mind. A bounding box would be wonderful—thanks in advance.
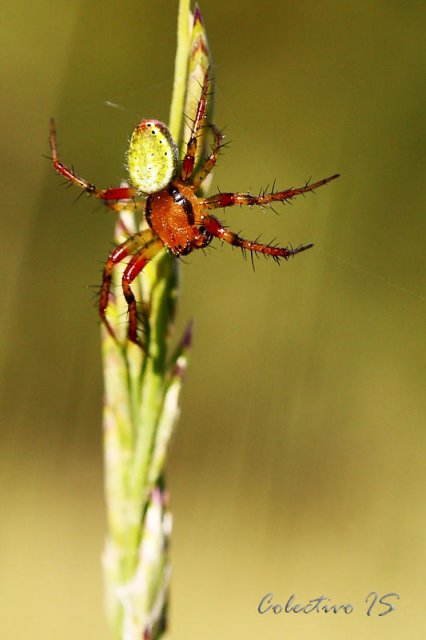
[101,2,210,639]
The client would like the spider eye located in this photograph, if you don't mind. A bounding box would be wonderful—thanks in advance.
[127,119,179,194]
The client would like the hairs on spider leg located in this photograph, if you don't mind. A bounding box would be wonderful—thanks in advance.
[200,243,216,258]
[250,251,256,271]
[115,302,149,339]
[73,190,86,204]
[135,302,150,334]
[88,280,122,308]
[192,73,215,97]
[176,254,193,266]
[182,112,196,128]
[217,140,231,154]
[87,283,104,306]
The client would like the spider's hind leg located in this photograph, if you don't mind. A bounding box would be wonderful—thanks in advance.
[201,215,313,261]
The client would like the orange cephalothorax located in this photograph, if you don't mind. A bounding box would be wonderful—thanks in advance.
[145,180,210,256]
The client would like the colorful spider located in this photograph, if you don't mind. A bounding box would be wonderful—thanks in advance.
[50,71,338,345]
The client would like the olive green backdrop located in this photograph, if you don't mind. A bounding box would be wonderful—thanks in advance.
[1,1,425,638]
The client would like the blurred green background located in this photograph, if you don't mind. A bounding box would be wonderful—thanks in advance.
[1,0,425,638]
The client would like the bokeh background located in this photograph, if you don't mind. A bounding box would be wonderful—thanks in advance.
[1,0,425,638]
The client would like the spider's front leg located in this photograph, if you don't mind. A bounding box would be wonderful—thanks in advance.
[49,119,138,203]
[100,229,164,345]
[201,215,313,260]
[181,69,210,182]
[191,124,224,191]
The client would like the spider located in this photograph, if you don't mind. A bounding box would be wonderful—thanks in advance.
[49,70,339,346]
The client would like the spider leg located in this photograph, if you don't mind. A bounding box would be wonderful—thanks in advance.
[181,69,210,182]
[49,118,138,202]
[202,174,340,209]
[191,124,224,191]
[201,215,313,260]
[99,229,163,343]
[121,238,164,344]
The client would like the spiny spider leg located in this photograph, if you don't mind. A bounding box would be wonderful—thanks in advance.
[192,124,224,191]
[121,238,164,343]
[122,254,150,345]
[201,215,313,259]
[99,234,146,340]
[202,174,340,209]
[181,68,210,182]
[99,229,163,343]
[49,118,138,203]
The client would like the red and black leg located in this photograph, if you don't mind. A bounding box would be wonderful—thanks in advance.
[192,124,224,191]
[201,215,313,261]
[181,69,210,182]
[49,119,138,203]
[202,174,340,210]
[99,229,163,344]
[121,241,162,344]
